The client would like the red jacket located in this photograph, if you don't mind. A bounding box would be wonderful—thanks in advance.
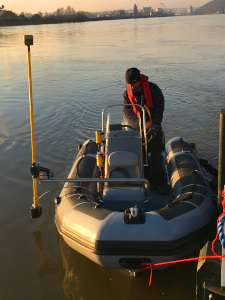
[126,74,153,116]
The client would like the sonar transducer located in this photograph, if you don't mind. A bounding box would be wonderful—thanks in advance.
[23,35,42,218]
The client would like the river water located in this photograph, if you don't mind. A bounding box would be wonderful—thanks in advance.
[0,14,224,300]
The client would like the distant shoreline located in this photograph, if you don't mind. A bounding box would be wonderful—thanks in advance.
[0,13,177,27]
[1,11,223,27]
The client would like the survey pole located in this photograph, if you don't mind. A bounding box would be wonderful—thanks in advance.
[23,35,42,218]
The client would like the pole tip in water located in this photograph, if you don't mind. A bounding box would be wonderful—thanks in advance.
[30,204,42,218]
[23,35,33,46]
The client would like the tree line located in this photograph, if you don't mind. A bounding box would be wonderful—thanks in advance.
[20,6,78,18]
[0,6,88,26]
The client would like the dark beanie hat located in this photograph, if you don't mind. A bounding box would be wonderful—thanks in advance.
[125,68,141,84]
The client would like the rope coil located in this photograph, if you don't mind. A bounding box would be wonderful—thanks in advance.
[218,214,225,248]
[218,195,225,248]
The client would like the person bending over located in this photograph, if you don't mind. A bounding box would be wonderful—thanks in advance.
[123,67,167,194]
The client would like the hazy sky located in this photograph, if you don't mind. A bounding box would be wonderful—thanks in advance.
[5,0,208,14]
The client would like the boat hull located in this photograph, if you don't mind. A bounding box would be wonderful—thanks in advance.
[55,137,216,270]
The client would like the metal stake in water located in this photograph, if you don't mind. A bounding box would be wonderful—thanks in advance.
[23,35,42,218]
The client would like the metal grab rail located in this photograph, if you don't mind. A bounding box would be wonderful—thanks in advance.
[101,104,148,165]
[40,177,150,200]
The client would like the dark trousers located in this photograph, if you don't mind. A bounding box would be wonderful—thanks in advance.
[147,127,164,183]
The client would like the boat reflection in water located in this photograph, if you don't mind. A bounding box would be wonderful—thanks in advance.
[57,234,197,300]
[33,230,208,299]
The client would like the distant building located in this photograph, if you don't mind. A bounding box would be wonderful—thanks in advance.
[133,4,138,16]
[143,7,152,15]
[116,10,126,16]
[187,6,193,14]
[155,8,164,14]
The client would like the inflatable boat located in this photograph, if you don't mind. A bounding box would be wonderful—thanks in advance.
[46,105,216,270]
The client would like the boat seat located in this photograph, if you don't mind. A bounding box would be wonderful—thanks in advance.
[105,130,143,178]
[102,186,146,202]
[106,150,139,179]
[103,129,146,203]
[108,151,138,168]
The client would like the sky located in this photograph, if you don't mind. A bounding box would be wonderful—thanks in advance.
[4,0,208,14]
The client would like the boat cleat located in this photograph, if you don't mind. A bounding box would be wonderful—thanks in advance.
[124,205,145,224]
[130,206,138,218]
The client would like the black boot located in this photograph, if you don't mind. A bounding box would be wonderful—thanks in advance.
[154,181,168,195]
[153,169,168,195]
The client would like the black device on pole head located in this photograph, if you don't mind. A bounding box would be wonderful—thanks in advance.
[23,35,33,46]
[30,204,42,218]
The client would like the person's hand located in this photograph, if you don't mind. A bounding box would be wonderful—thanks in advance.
[146,121,152,130]
[146,124,160,142]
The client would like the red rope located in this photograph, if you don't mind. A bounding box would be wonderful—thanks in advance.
[142,254,225,286]
[142,195,225,286]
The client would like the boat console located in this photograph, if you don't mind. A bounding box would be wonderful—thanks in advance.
[99,105,150,210]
